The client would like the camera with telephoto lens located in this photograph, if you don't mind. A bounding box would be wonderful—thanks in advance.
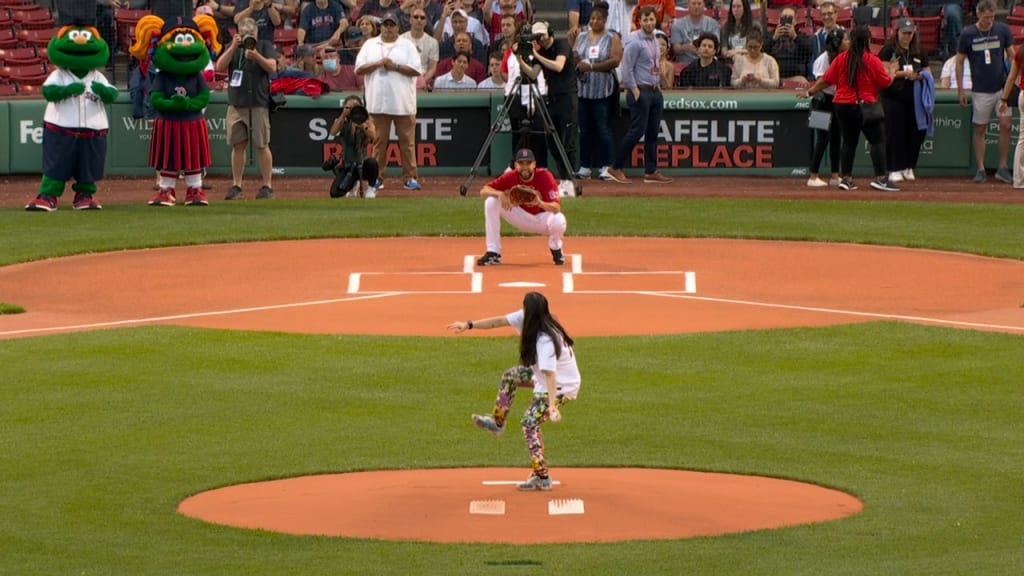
[242,34,257,50]
[517,30,541,58]
[348,104,369,125]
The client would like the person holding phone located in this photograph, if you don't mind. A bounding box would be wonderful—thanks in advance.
[765,6,811,85]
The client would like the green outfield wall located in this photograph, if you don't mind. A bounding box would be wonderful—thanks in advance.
[0,90,1012,178]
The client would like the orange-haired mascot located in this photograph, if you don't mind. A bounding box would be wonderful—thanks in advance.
[130,14,220,206]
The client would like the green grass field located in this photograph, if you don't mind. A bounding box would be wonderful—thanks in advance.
[1,197,1023,575]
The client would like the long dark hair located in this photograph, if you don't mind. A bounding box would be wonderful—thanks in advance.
[824,28,845,61]
[722,0,754,41]
[519,291,574,366]
[846,26,870,89]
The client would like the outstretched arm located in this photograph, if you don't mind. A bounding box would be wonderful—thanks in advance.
[447,315,511,333]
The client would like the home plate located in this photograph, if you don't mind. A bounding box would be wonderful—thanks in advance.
[499,281,546,288]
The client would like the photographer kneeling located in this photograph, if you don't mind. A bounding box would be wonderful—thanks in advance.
[325,95,380,198]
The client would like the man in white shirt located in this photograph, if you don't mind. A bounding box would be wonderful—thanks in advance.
[400,6,439,87]
[433,51,479,88]
[355,11,424,190]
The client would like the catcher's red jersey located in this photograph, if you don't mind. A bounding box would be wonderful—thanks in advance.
[486,168,560,215]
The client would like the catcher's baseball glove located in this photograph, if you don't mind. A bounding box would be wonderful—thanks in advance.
[508,185,538,206]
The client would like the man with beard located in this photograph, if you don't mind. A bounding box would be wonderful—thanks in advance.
[607,6,672,184]
[475,148,567,266]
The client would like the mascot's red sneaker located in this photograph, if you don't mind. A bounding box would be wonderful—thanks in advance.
[25,194,59,212]
[73,192,103,210]
[148,188,176,207]
[184,187,208,206]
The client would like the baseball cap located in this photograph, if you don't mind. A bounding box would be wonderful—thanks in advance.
[514,148,536,162]
[452,8,468,19]
[381,11,400,24]
[294,44,316,58]
[531,21,549,36]
[897,18,915,33]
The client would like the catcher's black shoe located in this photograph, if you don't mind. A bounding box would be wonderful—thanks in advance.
[476,251,501,266]
[551,248,565,265]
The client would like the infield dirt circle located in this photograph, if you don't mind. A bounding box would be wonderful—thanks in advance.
[3,235,1024,543]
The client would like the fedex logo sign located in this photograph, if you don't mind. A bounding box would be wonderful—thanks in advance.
[20,120,43,144]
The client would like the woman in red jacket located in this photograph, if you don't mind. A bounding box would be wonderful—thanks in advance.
[802,26,898,192]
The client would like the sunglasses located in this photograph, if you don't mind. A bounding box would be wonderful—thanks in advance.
[412,14,426,19]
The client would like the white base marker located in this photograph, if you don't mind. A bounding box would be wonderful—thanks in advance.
[684,271,697,293]
[548,498,585,515]
[469,499,506,515]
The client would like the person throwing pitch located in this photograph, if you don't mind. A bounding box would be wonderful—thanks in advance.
[448,291,581,491]
[476,148,568,267]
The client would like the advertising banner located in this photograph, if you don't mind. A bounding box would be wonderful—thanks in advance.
[7,99,46,174]
[269,101,492,175]
[612,92,813,175]
[106,102,232,174]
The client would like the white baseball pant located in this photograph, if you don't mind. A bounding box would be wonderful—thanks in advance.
[484,196,567,254]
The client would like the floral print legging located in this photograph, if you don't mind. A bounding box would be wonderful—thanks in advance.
[490,365,569,479]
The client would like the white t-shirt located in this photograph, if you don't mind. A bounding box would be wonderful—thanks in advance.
[43,68,114,130]
[355,36,423,115]
[812,52,837,95]
[506,309,581,399]
[400,30,439,73]
[505,53,547,106]
[440,13,490,46]
[477,76,504,89]
[433,72,478,89]
[941,56,972,90]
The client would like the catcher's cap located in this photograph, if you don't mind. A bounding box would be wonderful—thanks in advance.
[514,148,536,162]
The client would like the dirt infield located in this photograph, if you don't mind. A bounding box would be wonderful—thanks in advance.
[178,467,865,544]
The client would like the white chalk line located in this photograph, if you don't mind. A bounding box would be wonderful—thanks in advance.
[0,292,404,337]
[638,291,1024,333]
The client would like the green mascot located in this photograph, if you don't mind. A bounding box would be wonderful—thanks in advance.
[25,24,118,212]
[130,14,220,206]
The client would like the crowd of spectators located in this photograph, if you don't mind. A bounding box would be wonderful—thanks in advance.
[31,0,999,96]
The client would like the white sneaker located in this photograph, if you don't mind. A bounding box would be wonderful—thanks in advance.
[889,171,904,183]
[558,180,575,197]
[597,166,613,181]
[806,176,828,188]
[574,167,592,179]
[902,168,916,181]
[364,186,377,199]
[829,176,841,187]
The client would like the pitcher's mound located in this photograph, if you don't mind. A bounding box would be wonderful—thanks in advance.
[178,467,863,543]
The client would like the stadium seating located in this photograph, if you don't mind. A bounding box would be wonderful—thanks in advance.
[0,45,39,65]
[12,7,54,30]
[0,61,47,85]
[17,27,60,48]
[114,8,148,56]
[0,26,17,49]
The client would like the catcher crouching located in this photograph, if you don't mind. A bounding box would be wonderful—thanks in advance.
[476,148,567,266]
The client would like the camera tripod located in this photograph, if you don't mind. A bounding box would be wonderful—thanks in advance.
[458,76,581,197]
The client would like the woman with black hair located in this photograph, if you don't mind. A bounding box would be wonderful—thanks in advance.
[448,291,581,491]
[326,95,380,198]
[806,28,846,188]
[878,19,929,184]
[802,26,897,192]
[720,0,758,61]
